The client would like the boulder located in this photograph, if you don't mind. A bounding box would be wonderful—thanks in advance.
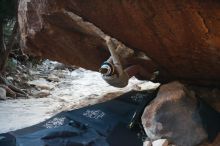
[0,87,6,100]
[32,90,50,98]
[47,74,60,82]
[27,78,54,90]
[152,139,169,146]
[141,82,207,146]
[18,0,220,86]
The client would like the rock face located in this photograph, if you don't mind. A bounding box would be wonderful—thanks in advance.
[18,0,220,86]
[18,0,109,71]
[141,82,207,146]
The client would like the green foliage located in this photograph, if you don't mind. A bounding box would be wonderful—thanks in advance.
[4,21,15,43]
[0,0,17,23]
[6,58,17,72]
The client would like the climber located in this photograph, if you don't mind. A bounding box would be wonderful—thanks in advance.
[99,36,157,88]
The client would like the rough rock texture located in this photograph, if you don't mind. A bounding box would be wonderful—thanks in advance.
[188,86,220,112]
[18,0,220,86]
[18,1,108,71]
[141,82,207,146]
[0,87,6,100]
[201,134,220,146]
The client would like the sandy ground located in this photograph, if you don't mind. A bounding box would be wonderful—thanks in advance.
[0,61,159,133]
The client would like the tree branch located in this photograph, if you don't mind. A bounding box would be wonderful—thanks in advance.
[0,21,18,74]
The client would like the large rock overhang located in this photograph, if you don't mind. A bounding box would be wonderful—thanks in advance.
[18,0,220,86]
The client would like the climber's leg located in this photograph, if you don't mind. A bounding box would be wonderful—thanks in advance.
[125,65,154,80]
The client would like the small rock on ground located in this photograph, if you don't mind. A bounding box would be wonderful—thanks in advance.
[143,140,152,146]
[0,87,6,100]
[47,74,60,82]
[32,90,50,98]
[28,78,54,90]
[152,139,168,146]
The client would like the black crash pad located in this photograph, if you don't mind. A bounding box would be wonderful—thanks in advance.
[0,90,156,146]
